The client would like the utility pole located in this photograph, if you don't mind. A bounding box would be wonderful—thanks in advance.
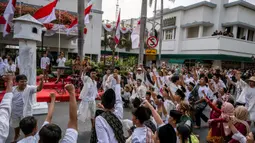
[139,0,147,65]
[152,0,157,36]
[78,0,85,59]
[158,0,163,64]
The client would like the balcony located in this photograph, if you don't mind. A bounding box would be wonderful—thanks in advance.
[181,36,255,57]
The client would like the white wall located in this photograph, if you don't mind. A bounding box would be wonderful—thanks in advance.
[224,6,239,23]
[237,6,255,26]
[183,7,204,24]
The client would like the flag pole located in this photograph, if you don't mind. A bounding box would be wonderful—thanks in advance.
[58,10,61,54]
[19,0,22,16]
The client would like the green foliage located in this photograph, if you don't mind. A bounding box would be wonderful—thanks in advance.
[37,69,43,75]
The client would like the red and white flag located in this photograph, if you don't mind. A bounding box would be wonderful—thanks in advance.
[131,21,140,49]
[33,0,58,23]
[2,0,16,37]
[84,4,93,24]
[115,10,121,44]
[66,17,78,35]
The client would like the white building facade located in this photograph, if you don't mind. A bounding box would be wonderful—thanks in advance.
[105,0,255,69]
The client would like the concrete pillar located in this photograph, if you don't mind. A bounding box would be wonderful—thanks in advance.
[173,28,176,39]
[232,25,238,38]
[183,28,188,39]
[244,28,248,40]
[212,60,222,70]
[198,25,204,38]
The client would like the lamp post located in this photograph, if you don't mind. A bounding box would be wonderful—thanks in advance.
[41,27,47,56]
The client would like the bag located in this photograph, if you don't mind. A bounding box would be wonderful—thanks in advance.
[190,134,199,143]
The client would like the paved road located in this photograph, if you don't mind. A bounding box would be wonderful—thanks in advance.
[7,102,209,143]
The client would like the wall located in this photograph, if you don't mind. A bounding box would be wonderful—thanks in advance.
[202,6,214,23]
[224,6,239,23]
[237,6,255,26]
[183,7,204,24]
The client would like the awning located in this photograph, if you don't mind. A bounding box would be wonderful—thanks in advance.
[169,59,184,64]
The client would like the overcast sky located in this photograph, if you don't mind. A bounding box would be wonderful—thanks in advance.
[102,0,255,21]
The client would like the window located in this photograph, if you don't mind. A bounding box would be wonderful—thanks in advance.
[187,27,199,38]
[164,29,175,40]
[237,27,244,39]
[248,30,254,41]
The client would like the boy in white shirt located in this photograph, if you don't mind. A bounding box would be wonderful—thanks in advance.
[11,74,44,142]
[40,53,50,83]
[5,59,16,74]
[18,84,78,143]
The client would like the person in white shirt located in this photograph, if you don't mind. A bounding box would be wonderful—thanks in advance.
[3,55,11,65]
[136,79,147,100]
[55,52,66,83]
[105,67,121,91]
[17,84,78,143]
[102,69,111,91]
[131,106,154,143]
[0,74,14,143]
[15,55,20,69]
[211,74,226,94]
[78,68,98,127]
[41,53,50,83]
[94,73,125,143]
[244,76,255,122]
[5,59,16,74]
[136,67,145,83]
[11,74,44,142]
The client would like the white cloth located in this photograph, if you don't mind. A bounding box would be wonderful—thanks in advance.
[57,57,66,67]
[18,122,78,143]
[5,64,16,73]
[122,91,131,101]
[105,74,121,91]
[211,80,226,93]
[3,59,8,65]
[198,86,213,99]
[131,126,147,143]
[245,87,255,121]
[232,132,246,143]
[102,74,110,91]
[164,100,176,115]
[78,100,96,122]
[79,74,98,101]
[40,57,50,69]
[235,79,248,103]
[0,93,13,143]
[11,85,37,118]
[137,85,147,99]
[136,73,144,82]
[95,84,123,143]
[184,76,194,84]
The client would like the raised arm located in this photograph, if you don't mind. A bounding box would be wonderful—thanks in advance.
[0,74,14,143]
[113,73,123,119]
[143,100,164,126]
[65,84,78,130]
[45,93,56,123]
[37,75,44,92]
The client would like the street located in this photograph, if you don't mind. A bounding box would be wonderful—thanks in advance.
[6,102,210,143]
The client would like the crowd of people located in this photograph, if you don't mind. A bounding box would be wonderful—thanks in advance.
[212,30,234,37]
[1,53,255,143]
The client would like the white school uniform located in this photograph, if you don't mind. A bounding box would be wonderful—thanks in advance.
[95,84,123,143]
[10,86,37,128]
[5,64,16,73]
[40,57,50,69]
[78,74,98,122]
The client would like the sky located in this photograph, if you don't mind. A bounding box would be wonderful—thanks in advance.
[102,0,255,21]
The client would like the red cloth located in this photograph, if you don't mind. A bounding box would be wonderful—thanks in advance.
[229,122,247,143]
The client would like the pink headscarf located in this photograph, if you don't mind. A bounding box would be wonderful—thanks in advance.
[220,102,235,136]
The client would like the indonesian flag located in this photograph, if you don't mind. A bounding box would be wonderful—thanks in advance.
[3,0,16,37]
[131,21,140,49]
[84,4,93,24]
[33,0,58,23]
[66,17,78,35]
[66,4,92,35]
[115,10,121,44]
